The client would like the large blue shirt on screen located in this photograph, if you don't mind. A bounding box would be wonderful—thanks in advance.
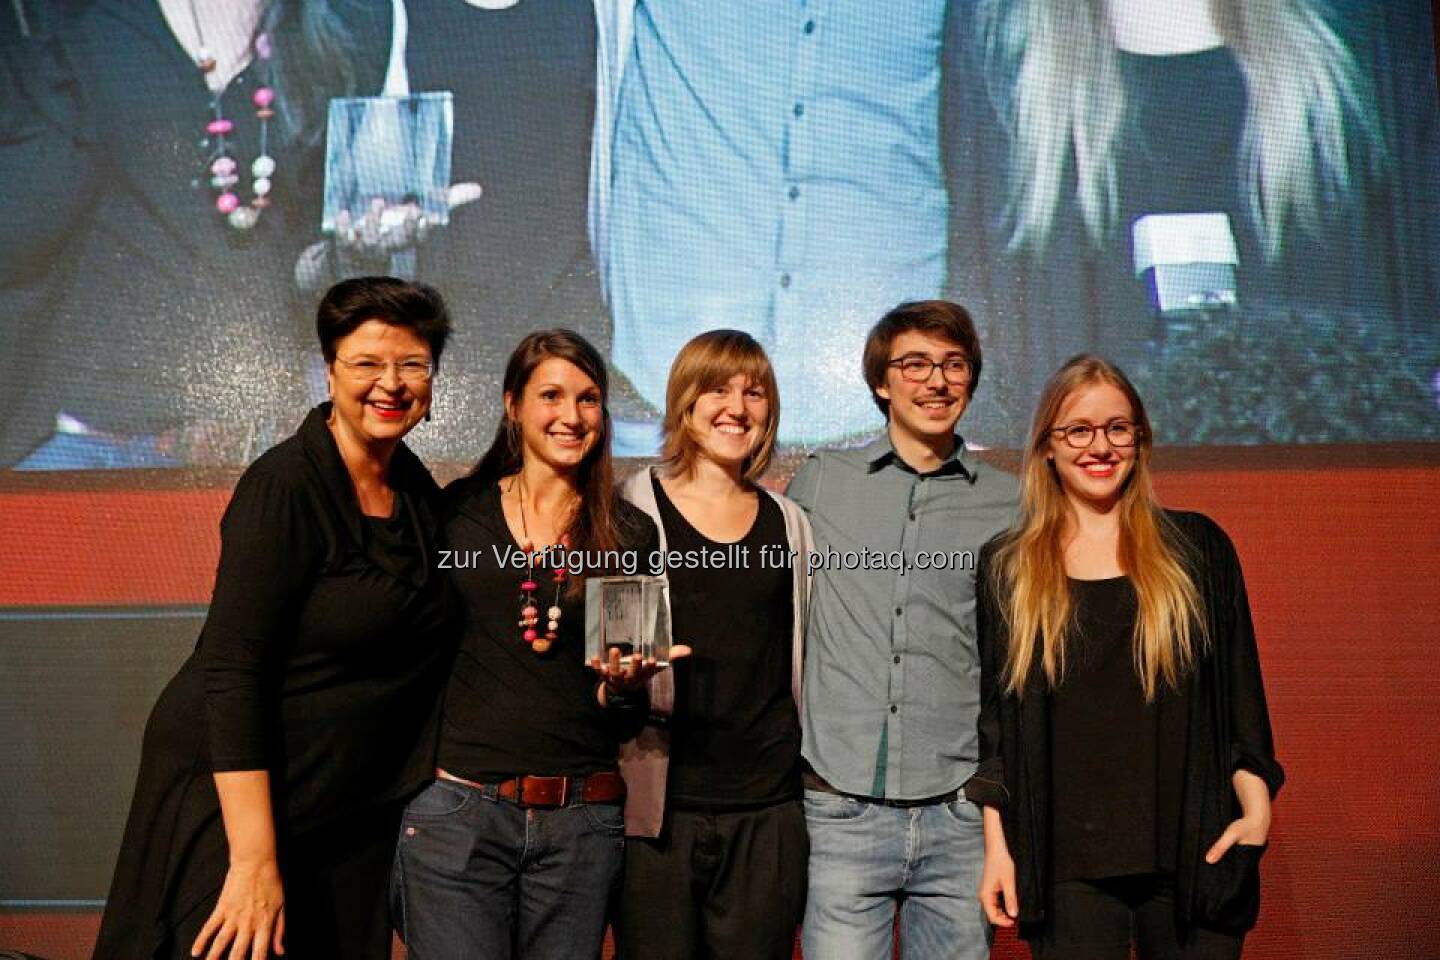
[605,0,949,443]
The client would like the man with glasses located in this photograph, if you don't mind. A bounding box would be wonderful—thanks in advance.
[786,300,1019,959]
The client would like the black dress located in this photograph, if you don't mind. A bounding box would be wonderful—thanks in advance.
[93,405,456,959]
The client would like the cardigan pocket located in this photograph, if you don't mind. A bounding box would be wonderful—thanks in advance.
[1193,841,1266,934]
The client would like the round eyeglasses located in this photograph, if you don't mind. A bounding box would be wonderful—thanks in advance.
[1049,420,1141,449]
[887,355,972,386]
[335,357,434,384]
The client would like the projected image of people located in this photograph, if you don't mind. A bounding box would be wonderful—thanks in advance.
[598,0,957,446]
[3,0,1438,472]
[379,0,609,463]
[1,0,610,469]
[0,0,394,469]
[948,0,1440,444]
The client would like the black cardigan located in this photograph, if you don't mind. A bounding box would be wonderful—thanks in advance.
[965,510,1284,936]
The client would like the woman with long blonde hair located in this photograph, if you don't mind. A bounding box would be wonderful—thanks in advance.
[966,355,1283,958]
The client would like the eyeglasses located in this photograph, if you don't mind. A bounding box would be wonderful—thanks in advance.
[887,354,972,386]
[1049,420,1141,449]
[335,357,434,384]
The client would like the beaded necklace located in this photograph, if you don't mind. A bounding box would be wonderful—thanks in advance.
[187,0,278,230]
[513,475,568,655]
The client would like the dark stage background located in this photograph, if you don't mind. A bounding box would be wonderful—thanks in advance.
[3,0,1440,957]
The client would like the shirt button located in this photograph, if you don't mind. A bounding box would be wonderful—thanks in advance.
[779,273,792,289]
[788,185,800,200]
[803,19,816,34]
[890,704,898,714]
[793,102,805,118]
[893,655,901,664]
[894,606,903,617]
[908,512,916,521]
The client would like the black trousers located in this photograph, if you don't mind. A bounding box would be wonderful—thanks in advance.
[1028,875,1244,960]
[613,800,808,960]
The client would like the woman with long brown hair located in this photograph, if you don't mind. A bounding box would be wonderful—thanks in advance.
[968,354,1283,958]
[391,329,662,959]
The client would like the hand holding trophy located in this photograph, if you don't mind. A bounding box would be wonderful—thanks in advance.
[585,575,689,702]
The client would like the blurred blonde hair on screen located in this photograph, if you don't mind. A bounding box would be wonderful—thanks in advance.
[978,0,1387,259]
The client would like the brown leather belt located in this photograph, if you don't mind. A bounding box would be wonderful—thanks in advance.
[437,768,625,808]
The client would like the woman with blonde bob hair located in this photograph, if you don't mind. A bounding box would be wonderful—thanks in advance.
[616,329,814,959]
[966,355,1283,958]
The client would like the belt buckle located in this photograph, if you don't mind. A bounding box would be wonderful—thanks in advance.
[557,776,571,807]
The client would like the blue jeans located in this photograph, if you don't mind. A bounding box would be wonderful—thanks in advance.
[392,778,625,960]
[802,789,992,960]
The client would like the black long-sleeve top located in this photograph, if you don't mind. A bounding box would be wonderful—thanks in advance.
[94,404,456,957]
[436,477,656,780]
[966,510,1284,936]
[197,406,455,810]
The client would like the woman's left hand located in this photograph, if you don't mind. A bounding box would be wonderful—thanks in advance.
[1204,815,1270,863]
[589,644,691,701]
[1205,768,1272,863]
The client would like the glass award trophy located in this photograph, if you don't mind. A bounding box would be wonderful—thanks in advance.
[584,576,672,667]
[322,92,453,275]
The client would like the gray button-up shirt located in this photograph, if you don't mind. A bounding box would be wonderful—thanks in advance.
[787,434,1019,800]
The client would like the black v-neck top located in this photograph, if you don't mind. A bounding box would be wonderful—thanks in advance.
[652,476,800,809]
[436,476,658,780]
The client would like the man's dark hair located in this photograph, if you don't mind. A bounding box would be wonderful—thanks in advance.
[861,300,983,416]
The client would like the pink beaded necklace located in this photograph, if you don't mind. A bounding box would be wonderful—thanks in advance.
[513,475,568,655]
[187,0,277,230]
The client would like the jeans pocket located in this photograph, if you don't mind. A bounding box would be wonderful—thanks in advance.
[1194,841,1266,934]
[803,789,871,823]
[941,798,983,826]
[403,779,471,820]
[580,801,625,834]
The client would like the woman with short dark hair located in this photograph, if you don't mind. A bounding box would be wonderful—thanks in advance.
[94,277,456,960]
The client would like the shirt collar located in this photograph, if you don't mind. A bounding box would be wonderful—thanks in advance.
[864,432,973,481]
